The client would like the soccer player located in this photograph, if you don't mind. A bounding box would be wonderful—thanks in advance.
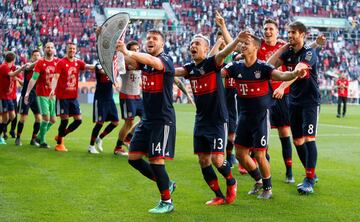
[257,19,295,183]
[88,63,119,154]
[174,32,250,205]
[25,42,58,148]
[0,51,26,145]
[2,75,19,140]
[221,33,308,199]
[268,21,321,194]
[335,72,349,118]
[16,49,42,146]
[50,42,95,152]
[116,29,176,213]
[114,40,143,156]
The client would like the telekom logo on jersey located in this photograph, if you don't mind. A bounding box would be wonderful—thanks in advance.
[189,72,217,96]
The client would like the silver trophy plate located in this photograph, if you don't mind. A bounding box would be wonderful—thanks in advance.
[97,12,130,83]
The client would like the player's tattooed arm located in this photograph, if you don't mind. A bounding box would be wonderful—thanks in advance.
[271,66,310,81]
[215,11,233,44]
[49,73,60,99]
[174,77,195,106]
[116,39,163,71]
[215,31,251,66]
[267,43,289,68]
[309,34,326,48]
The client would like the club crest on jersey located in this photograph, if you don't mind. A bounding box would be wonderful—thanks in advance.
[237,73,242,78]
[254,70,261,79]
[199,67,205,75]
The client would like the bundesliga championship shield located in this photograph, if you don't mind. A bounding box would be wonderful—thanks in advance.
[97,12,130,83]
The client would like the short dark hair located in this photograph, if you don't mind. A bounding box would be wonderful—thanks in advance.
[126,41,139,50]
[32,49,40,55]
[67,42,77,48]
[288,21,307,34]
[4,51,16,63]
[250,34,262,48]
[147,29,165,41]
[263,19,278,28]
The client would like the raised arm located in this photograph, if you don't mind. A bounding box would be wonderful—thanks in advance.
[215,31,251,67]
[208,37,225,57]
[267,43,289,68]
[215,11,233,44]
[116,40,164,71]
[309,34,326,49]
[8,64,26,77]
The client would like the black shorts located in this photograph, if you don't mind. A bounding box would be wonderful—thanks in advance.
[129,121,175,161]
[0,99,13,113]
[56,99,81,116]
[227,94,238,133]
[93,99,119,122]
[270,94,290,128]
[18,94,40,115]
[119,97,144,120]
[289,104,320,139]
[193,123,228,155]
[235,110,270,151]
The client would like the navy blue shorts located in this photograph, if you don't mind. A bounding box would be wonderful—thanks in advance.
[93,99,119,122]
[0,99,13,113]
[227,95,238,133]
[119,98,144,120]
[289,105,320,139]
[8,99,17,112]
[18,94,40,115]
[235,110,270,151]
[56,99,81,116]
[193,123,228,155]
[129,121,175,161]
[270,94,290,128]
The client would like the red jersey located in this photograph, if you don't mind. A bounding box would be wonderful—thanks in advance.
[0,63,16,100]
[6,76,17,100]
[258,39,289,94]
[34,57,59,96]
[55,57,86,99]
[336,78,349,97]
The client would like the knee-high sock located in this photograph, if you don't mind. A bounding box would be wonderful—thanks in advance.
[57,119,69,144]
[90,123,103,145]
[280,137,293,176]
[295,143,308,169]
[38,121,49,143]
[32,122,40,139]
[201,165,224,198]
[128,159,156,181]
[16,121,24,138]
[151,164,171,201]
[216,160,236,186]
[10,115,17,132]
[99,122,117,139]
[64,119,82,136]
[305,141,317,179]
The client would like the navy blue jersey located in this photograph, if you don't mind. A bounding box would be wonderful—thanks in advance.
[184,56,228,126]
[139,52,175,125]
[21,69,36,97]
[280,44,320,106]
[94,63,113,101]
[223,60,274,112]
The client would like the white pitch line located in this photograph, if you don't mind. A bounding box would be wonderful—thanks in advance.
[319,123,360,130]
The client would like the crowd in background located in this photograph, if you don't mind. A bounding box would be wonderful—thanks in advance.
[1,0,359,101]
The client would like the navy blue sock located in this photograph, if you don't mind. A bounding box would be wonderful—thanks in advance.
[57,119,69,144]
[280,137,293,176]
[10,115,17,132]
[263,177,272,191]
[150,164,171,201]
[128,159,155,181]
[99,122,117,139]
[202,165,224,198]
[65,119,82,135]
[32,122,40,139]
[90,123,103,145]
[295,143,308,169]
[305,141,318,179]
[248,168,262,182]
[16,121,24,138]
[216,160,236,186]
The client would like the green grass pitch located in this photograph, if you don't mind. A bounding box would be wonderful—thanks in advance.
[0,104,359,221]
